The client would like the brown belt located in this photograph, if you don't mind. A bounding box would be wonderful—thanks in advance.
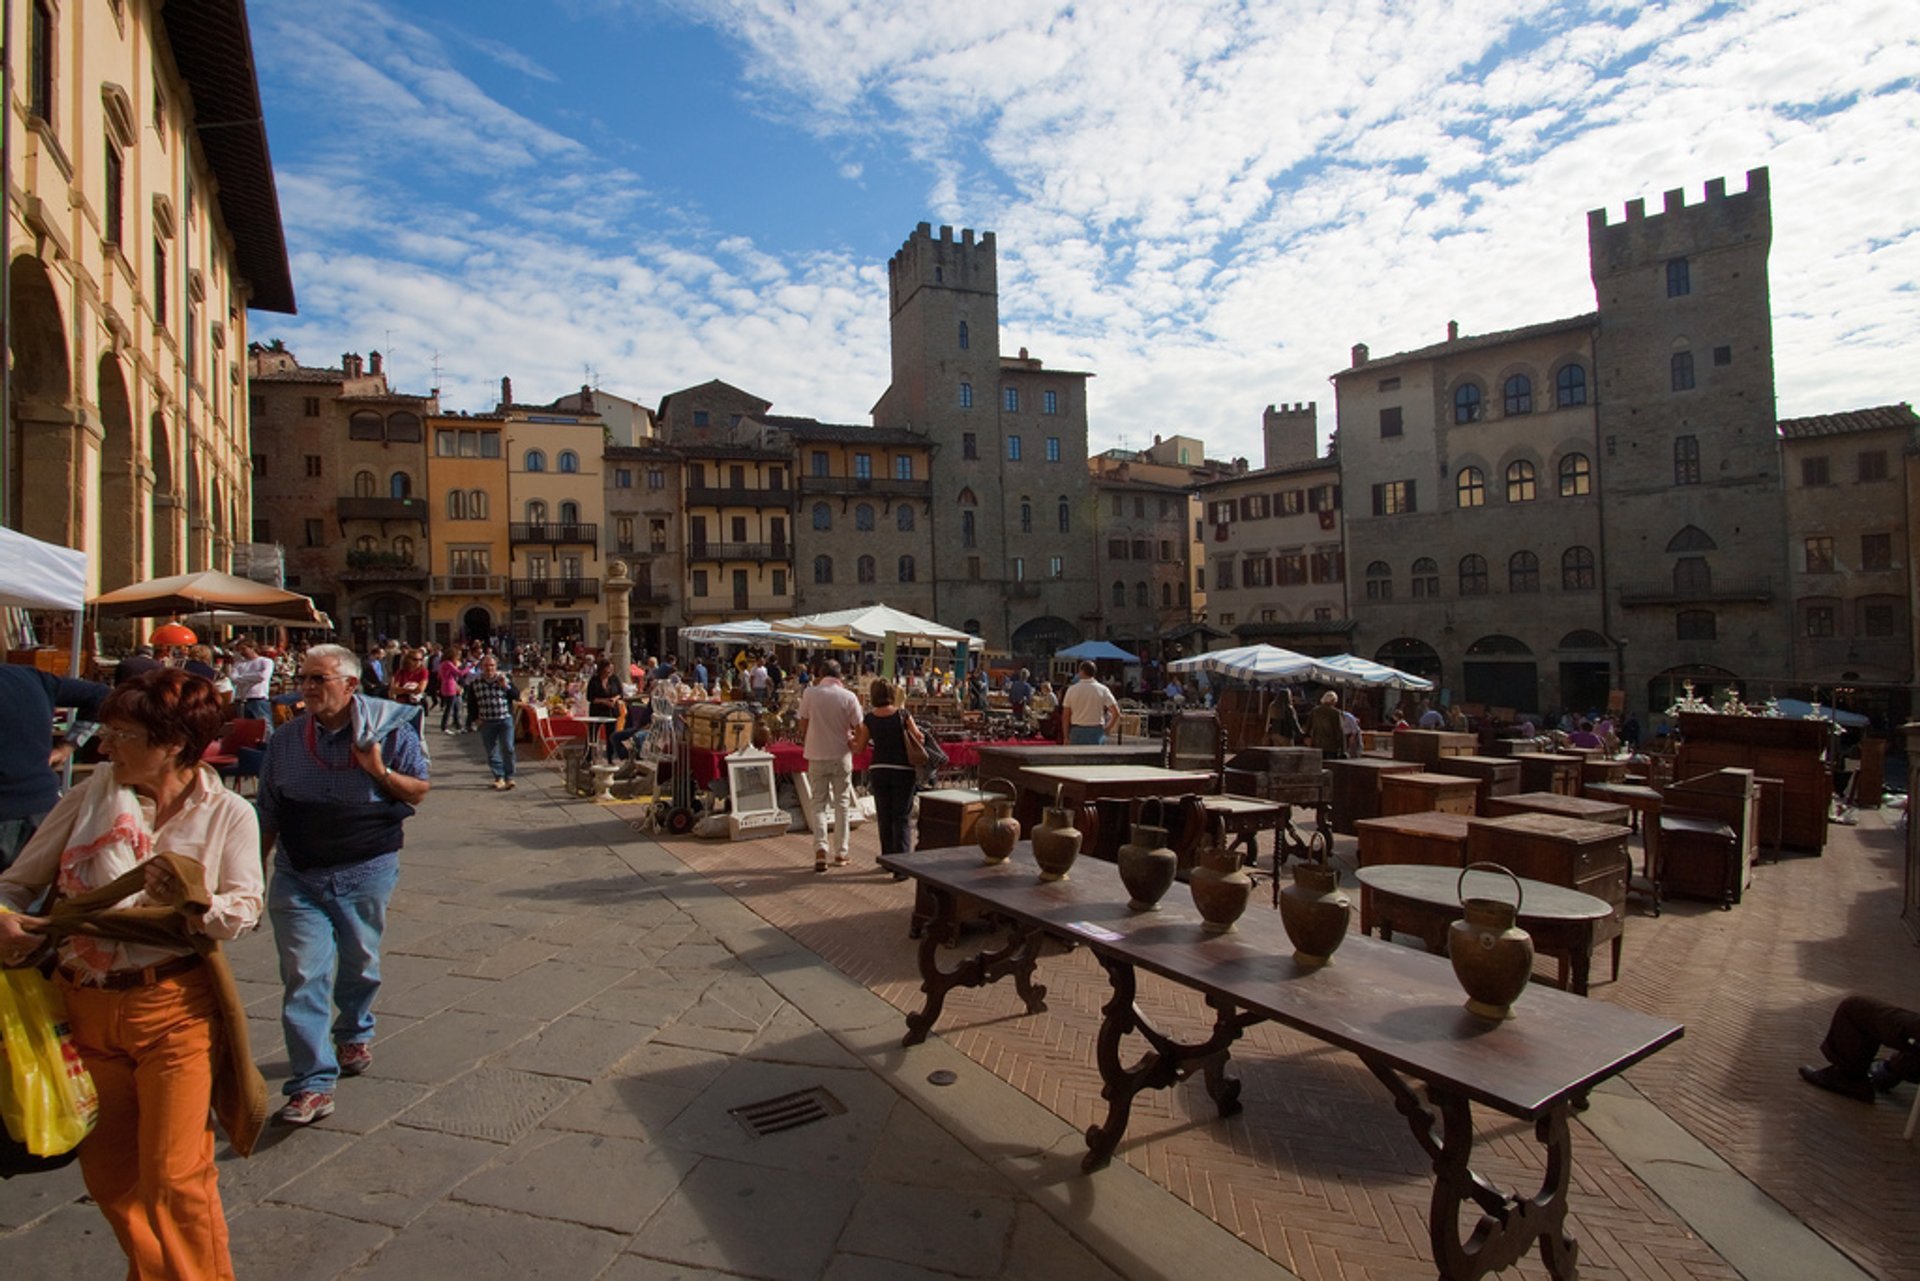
[60,953,204,991]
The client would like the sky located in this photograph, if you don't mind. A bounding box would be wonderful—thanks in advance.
[247,0,1920,463]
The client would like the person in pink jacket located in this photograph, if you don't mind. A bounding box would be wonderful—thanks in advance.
[435,654,470,735]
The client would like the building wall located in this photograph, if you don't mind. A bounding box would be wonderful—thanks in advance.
[604,445,681,651]
[1090,480,1194,649]
[1199,460,1346,644]
[425,414,508,646]
[6,0,288,601]
[504,416,607,648]
[679,450,793,625]
[1591,169,1791,708]
[790,433,935,617]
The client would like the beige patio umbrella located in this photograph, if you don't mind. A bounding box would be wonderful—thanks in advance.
[92,570,328,625]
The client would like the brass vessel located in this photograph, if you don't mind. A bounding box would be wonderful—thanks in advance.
[1031,784,1083,882]
[1188,815,1253,933]
[1448,863,1534,1020]
[975,779,1020,865]
[1116,797,1178,911]
[1279,859,1350,967]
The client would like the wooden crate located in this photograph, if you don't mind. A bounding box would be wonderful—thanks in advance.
[1354,811,1473,869]
[1467,813,1631,960]
[1390,730,1479,766]
[1328,758,1422,834]
[1511,752,1583,796]
[916,788,993,851]
[1581,758,1628,788]
[1432,755,1520,811]
[1378,771,1478,817]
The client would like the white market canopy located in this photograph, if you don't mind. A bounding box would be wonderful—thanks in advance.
[0,526,87,611]
[679,619,851,647]
[1169,644,1434,691]
[1310,654,1436,692]
[776,605,983,651]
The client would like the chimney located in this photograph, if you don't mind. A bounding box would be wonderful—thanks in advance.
[368,350,383,375]
[1351,343,1369,368]
[1447,320,1459,342]
[342,352,362,378]
[501,376,513,407]
[1018,347,1029,360]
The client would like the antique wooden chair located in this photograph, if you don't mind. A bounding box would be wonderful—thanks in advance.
[1164,709,1225,791]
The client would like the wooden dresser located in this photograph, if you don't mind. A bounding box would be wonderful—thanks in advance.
[1676,713,1830,852]
[1468,813,1632,984]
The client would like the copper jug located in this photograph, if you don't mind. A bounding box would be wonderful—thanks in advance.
[975,779,1020,865]
[1031,784,1083,882]
[1279,859,1350,967]
[1448,863,1534,1020]
[1188,815,1253,933]
[1116,797,1178,911]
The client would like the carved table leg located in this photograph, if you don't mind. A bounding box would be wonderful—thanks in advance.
[1365,1060,1580,1281]
[1082,956,1263,1173]
[902,887,1051,1047]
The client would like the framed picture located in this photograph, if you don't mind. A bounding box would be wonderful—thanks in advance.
[726,752,779,816]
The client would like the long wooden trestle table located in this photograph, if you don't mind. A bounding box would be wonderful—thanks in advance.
[881,843,1684,1281]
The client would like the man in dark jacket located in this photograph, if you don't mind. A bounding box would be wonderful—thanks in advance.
[1800,994,1920,1102]
[0,664,108,870]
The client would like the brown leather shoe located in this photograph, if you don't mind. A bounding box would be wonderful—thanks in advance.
[1799,1064,1874,1102]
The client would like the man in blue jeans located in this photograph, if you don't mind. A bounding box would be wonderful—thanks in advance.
[468,652,520,789]
[257,643,430,1125]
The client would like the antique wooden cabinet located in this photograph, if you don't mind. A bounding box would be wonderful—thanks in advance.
[1328,758,1422,834]
[1676,712,1830,852]
[1390,730,1479,767]
[1378,771,1479,817]
[1468,813,1632,980]
[1354,811,1473,870]
[1433,755,1521,812]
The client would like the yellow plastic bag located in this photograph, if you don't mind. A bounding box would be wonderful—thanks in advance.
[0,959,99,1157]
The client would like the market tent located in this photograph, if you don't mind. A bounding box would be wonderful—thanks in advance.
[1309,654,1436,691]
[1169,643,1317,683]
[776,605,982,650]
[181,609,337,633]
[92,570,327,625]
[1056,639,1139,663]
[680,619,854,647]
[0,526,87,612]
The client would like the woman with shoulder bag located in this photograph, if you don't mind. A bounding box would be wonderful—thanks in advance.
[853,680,917,879]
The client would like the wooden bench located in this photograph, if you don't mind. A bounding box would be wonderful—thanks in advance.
[885,845,1683,1281]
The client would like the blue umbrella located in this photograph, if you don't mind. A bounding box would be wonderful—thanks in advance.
[1056,640,1140,663]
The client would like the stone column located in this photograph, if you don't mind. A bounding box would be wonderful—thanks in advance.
[606,559,633,683]
[1903,722,1920,943]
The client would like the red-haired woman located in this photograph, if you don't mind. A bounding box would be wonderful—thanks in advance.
[0,668,263,1280]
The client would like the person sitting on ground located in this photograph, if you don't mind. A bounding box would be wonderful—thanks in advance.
[1799,994,1919,1102]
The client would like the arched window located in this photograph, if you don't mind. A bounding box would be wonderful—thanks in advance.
[1162,583,1173,607]
[389,471,412,499]
[1503,374,1532,416]
[1562,546,1595,590]
[1555,364,1587,408]
[1459,554,1489,596]
[1112,580,1126,607]
[348,411,383,441]
[958,382,973,409]
[527,500,548,525]
[1057,496,1070,533]
[812,502,831,530]
[855,503,875,532]
[896,506,914,532]
[1411,557,1439,597]
[354,535,376,553]
[524,449,546,472]
[353,470,375,498]
[1509,550,1540,593]
[958,320,969,350]
[469,489,488,520]
[1671,350,1695,392]
[447,490,467,521]
[1135,582,1149,606]
[1453,383,1482,424]
[1456,467,1485,508]
[1666,525,1717,552]
[1505,461,1536,502]
[1674,557,1711,593]
[558,500,579,525]
[1365,560,1392,602]
[1020,500,1032,533]
[1558,454,1591,497]
[393,535,414,564]
[557,450,578,473]
[898,555,916,583]
[813,555,833,584]
[385,411,422,442]
[857,555,876,584]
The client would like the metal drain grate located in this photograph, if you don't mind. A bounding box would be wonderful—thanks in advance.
[728,1087,846,1138]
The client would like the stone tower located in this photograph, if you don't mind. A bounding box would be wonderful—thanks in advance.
[1589,168,1791,705]
[874,223,1094,651]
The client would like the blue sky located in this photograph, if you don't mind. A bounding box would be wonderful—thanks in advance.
[249,0,1920,462]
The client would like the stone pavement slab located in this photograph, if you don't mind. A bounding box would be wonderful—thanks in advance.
[626,1156,861,1281]
[225,1204,393,1281]
[452,1130,697,1233]
[341,1201,624,1280]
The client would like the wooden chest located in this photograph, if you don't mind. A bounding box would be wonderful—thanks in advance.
[1328,758,1422,835]
[1354,811,1473,870]
[1467,813,1631,955]
[686,703,756,751]
[1378,771,1479,817]
[1391,730,1479,766]
[1482,791,1631,828]
[1581,758,1628,787]
[1511,752,1583,796]
[915,788,994,851]
[1432,755,1520,811]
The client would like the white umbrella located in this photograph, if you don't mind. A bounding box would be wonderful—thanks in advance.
[1168,643,1317,683]
[1308,654,1436,691]
[776,604,983,650]
[679,619,847,646]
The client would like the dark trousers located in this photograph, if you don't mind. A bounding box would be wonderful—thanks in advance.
[1820,995,1920,1080]
[869,768,917,857]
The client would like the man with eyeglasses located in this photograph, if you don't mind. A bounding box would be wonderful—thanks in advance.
[255,643,430,1126]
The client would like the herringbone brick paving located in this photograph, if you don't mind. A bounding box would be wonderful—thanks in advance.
[632,791,1916,1278]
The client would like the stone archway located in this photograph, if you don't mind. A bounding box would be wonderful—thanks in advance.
[97,356,140,592]
[1463,634,1538,713]
[149,413,179,576]
[187,454,207,570]
[7,254,73,542]
[1011,614,1080,659]
[1375,637,1442,684]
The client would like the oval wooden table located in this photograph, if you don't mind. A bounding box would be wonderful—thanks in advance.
[1356,864,1614,996]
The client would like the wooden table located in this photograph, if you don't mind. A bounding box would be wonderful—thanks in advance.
[1511,752,1583,796]
[1199,794,1286,875]
[884,844,1683,1281]
[1391,729,1478,766]
[1357,864,1615,995]
[1482,791,1630,827]
[1329,758,1422,834]
[1355,811,1474,872]
[1015,764,1215,862]
[1433,755,1520,811]
[1379,771,1479,817]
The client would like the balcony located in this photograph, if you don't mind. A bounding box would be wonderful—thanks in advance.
[630,587,673,605]
[337,496,429,522]
[431,574,506,595]
[510,522,598,545]
[687,542,787,562]
[339,551,428,584]
[1617,577,1775,607]
[802,476,932,499]
[684,485,790,508]
[511,577,601,602]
